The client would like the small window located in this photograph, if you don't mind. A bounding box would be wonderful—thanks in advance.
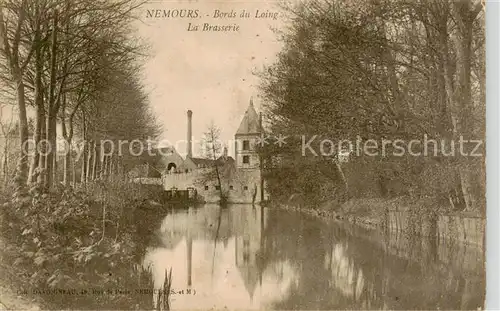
[243,253,250,262]
[242,140,250,150]
[243,155,250,164]
[204,185,209,190]
[229,185,233,190]
[215,185,220,190]
[243,186,248,190]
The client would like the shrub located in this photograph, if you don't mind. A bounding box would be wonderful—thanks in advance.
[0,181,159,309]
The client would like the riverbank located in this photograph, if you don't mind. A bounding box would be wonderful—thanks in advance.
[276,196,485,248]
[276,197,397,230]
[0,181,164,310]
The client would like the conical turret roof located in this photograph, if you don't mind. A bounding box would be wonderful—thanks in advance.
[236,98,261,135]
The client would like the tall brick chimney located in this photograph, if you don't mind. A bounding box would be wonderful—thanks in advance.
[187,110,193,158]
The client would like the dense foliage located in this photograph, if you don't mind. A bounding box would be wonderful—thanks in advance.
[0,180,164,309]
[0,1,167,308]
[259,0,485,214]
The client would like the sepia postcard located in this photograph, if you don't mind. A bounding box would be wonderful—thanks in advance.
[0,0,489,310]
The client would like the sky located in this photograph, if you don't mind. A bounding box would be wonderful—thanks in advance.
[135,0,285,158]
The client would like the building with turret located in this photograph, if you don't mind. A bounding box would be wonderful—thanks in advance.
[234,98,262,170]
[154,98,268,204]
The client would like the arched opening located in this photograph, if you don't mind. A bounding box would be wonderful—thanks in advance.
[167,162,177,172]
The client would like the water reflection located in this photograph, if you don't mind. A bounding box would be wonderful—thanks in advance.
[142,205,298,309]
[141,205,484,310]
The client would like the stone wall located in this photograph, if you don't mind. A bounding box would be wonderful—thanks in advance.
[387,210,485,248]
[162,169,265,203]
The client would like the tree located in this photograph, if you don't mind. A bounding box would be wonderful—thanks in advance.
[259,0,485,213]
[1,0,156,190]
[199,122,227,205]
[0,0,35,191]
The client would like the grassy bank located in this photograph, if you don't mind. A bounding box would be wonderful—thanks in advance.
[0,180,164,310]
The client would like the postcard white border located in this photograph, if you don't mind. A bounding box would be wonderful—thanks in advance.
[486,1,500,309]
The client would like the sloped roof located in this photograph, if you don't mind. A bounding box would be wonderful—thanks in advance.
[153,146,185,171]
[188,155,235,168]
[189,157,214,167]
[154,146,176,155]
[236,98,262,135]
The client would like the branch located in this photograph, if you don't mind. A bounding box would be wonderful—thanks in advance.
[20,42,35,73]
[60,93,67,140]
[0,6,13,65]
[68,87,85,140]
[11,0,27,70]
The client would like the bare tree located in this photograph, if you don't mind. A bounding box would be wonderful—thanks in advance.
[199,122,227,205]
[0,0,36,189]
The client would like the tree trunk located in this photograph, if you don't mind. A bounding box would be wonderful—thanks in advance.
[108,155,113,178]
[80,110,87,184]
[0,1,30,189]
[101,153,107,180]
[37,114,47,185]
[453,3,474,135]
[91,141,97,181]
[106,155,113,177]
[334,159,349,201]
[87,140,94,182]
[437,7,474,212]
[53,150,58,184]
[3,142,8,185]
[29,96,45,184]
[95,143,101,180]
[120,155,125,180]
[452,1,482,212]
[45,113,57,188]
[28,3,44,185]
[72,156,76,187]
[45,10,59,189]
[16,80,30,187]
[63,138,71,186]
[81,141,87,184]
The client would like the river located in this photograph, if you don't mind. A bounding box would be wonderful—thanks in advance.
[139,204,485,310]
